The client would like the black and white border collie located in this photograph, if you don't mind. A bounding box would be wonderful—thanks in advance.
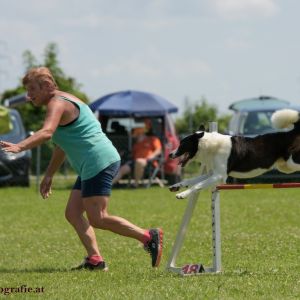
[169,109,300,199]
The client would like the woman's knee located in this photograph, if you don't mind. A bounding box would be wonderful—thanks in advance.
[65,208,82,226]
[65,209,75,225]
[65,189,84,225]
[83,196,109,228]
[87,211,109,229]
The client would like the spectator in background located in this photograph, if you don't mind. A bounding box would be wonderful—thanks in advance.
[113,126,162,187]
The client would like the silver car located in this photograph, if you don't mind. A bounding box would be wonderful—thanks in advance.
[0,108,31,186]
[227,95,300,183]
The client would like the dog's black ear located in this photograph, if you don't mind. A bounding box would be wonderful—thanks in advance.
[198,124,206,131]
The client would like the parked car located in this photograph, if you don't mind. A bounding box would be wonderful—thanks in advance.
[227,95,300,183]
[0,107,31,186]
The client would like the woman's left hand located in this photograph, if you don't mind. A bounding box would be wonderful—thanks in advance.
[40,176,53,199]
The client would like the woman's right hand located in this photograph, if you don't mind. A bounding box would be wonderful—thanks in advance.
[40,176,53,199]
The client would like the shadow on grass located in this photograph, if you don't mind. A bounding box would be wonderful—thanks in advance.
[218,270,295,277]
[0,267,69,274]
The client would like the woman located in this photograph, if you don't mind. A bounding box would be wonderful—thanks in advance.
[0,67,163,270]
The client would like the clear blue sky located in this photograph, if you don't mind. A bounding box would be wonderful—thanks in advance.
[0,0,299,115]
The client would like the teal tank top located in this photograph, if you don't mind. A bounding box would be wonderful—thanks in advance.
[52,96,120,180]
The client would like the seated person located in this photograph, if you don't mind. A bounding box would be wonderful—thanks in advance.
[112,127,162,187]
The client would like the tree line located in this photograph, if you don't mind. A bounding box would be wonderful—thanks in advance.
[0,42,230,173]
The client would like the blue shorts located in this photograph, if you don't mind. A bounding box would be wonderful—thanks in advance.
[73,161,120,197]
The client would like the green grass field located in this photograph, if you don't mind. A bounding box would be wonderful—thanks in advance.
[0,182,299,299]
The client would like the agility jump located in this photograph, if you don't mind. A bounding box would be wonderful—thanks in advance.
[166,181,300,276]
[167,118,300,276]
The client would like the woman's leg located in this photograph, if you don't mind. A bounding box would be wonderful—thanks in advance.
[80,161,163,267]
[83,195,163,267]
[65,189,101,257]
[83,195,147,243]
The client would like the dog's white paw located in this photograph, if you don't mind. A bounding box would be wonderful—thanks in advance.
[176,190,190,199]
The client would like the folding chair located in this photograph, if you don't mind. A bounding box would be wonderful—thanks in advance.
[144,153,165,188]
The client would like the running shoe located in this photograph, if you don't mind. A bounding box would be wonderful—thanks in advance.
[144,228,163,267]
[71,257,108,271]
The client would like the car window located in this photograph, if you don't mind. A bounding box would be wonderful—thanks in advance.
[242,111,274,135]
[105,117,165,137]
[228,112,242,134]
[106,118,145,134]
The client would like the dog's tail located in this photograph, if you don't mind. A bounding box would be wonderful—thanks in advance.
[271,109,300,129]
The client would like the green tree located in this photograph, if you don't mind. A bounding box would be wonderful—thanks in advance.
[0,42,90,173]
[175,97,230,134]
[1,42,89,129]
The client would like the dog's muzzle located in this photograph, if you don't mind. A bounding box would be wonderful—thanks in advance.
[169,150,177,159]
[169,150,190,167]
